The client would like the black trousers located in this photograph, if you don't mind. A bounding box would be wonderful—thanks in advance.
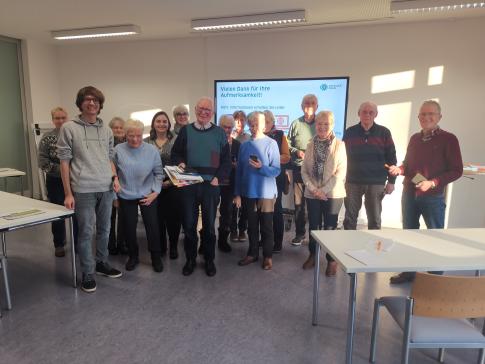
[307,197,343,261]
[219,185,234,235]
[119,198,160,258]
[243,197,274,259]
[273,185,284,250]
[181,182,220,261]
[157,186,182,253]
[46,176,78,247]
[109,205,126,250]
[293,168,307,237]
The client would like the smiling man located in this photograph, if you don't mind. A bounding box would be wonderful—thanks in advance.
[387,100,463,284]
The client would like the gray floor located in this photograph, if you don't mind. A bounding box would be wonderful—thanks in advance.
[0,222,482,364]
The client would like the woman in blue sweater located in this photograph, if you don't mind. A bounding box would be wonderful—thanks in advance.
[114,119,164,272]
[234,111,280,270]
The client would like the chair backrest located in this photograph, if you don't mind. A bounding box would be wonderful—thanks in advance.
[411,272,485,319]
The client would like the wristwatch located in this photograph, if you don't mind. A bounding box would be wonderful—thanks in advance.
[430,180,436,189]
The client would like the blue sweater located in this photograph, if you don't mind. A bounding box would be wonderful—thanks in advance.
[114,142,164,200]
[235,136,280,199]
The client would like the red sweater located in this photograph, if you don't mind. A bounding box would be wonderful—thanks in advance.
[400,128,463,196]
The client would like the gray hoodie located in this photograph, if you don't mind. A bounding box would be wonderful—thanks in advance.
[57,116,114,193]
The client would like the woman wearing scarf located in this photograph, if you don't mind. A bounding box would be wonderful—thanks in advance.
[301,111,347,276]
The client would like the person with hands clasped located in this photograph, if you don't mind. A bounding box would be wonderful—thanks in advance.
[301,111,347,276]
[234,111,280,271]
[113,119,164,273]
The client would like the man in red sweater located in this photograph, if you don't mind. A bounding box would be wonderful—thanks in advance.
[387,100,463,284]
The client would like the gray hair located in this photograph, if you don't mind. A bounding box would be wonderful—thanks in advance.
[358,101,378,113]
[124,119,145,133]
[172,104,189,119]
[263,110,275,125]
[219,114,234,128]
[247,111,264,124]
[109,117,125,129]
[421,100,441,114]
[301,94,318,106]
[315,110,335,127]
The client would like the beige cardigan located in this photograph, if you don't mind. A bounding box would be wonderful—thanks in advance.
[301,136,347,199]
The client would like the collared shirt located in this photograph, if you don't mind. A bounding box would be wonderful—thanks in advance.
[193,121,213,130]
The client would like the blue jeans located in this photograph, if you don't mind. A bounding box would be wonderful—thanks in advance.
[402,191,445,229]
[74,191,113,274]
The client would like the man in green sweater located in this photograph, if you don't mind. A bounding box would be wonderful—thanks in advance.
[287,94,318,246]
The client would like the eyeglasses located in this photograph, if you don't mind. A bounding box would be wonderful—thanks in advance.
[221,125,233,130]
[196,107,213,114]
[175,112,188,117]
[84,97,100,105]
[419,112,440,117]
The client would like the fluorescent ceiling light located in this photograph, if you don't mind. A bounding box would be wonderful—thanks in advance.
[192,10,305,31]
[391,0,485,14]
[52,25,140,40]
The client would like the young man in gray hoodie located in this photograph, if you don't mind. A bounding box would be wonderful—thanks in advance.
[57,86,122,293]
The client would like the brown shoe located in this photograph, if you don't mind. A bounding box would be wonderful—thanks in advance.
[302,254,315,270]
[230,231,239,242]
[390,272,415,284]
[55,246,65,257]
[325,261,338,277]
[262,257,272,270]
[238,256,258,266]
[238,231,247,242]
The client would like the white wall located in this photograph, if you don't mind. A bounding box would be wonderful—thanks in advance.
[41,16,485,227]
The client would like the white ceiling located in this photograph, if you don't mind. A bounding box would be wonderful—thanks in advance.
[1,0,484,44]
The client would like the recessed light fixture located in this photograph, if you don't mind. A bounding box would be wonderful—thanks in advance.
[52,25,140,40]
[191,10,306,32]
[391,0,485,14]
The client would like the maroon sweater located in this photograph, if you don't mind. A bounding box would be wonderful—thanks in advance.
[400,128,463,197]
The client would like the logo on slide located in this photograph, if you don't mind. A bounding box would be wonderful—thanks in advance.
[320,83,328,91]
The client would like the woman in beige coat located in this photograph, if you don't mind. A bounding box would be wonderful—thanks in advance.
[301,111,347,276]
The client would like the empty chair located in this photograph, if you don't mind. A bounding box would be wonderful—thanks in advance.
[370,272,485,364]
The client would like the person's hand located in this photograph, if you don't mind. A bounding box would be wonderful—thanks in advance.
[233,196,241,208]
[210,177,219,186]
[178,162,186,170]
[385,183,395,195]
[297,150,305,159]
[162,180,172,188]
[64,194,75,210]
[388,165,401,177]
[140,192,158,206]
[416,180,434,192]
[113,178,121,193]
[313,190,328,200]
[249,158,262,169]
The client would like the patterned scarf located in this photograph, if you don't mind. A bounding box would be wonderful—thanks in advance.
[312,132,334,181]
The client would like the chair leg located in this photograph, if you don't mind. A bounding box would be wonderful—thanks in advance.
[370,299,382,363]
[438,348,445,363]
[478,348,484,364]
[401,298,413,364]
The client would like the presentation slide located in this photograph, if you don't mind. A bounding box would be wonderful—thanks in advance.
[214,77,349,138]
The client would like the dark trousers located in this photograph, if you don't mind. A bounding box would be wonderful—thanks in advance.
[273,187,284,250]
[181,182,220,261]
[109,205,126,250]
[243,197,274,259]
[293,168,307,236]
[231,204,247,233]
[219,185,234,238]
[46,176,78,247]
[119,198,160,258]
[343,183,385,230]
[157,186,182,254]
[307,197,344,262]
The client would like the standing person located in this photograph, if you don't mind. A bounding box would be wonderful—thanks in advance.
[108,117,128,255]
[342,102,397,230]
[263,110,290,253]
[287,94,318,246]
[217,115,240,253]
[145,111,181,259]
[230,110,250,242]
[172,105,189,136]
[388,100,463,284]
[235,111,280,270]
[171,97,231,277]
[57,86,122,293]
[301,111,347,275]
[38,107,76,257]
[114,119,164,272]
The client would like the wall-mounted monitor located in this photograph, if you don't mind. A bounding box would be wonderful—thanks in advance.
[214,77,350,138]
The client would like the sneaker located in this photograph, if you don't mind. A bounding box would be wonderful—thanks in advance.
[81,274,97,293]
[230,231,239,242]
[125,257,139,271]
[238,231,247,242]
[96,262,122,278]
[291,234,305,246]
[55,246,65,257]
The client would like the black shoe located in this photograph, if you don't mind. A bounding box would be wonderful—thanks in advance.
[291,234,305,246]
[81,274,97,293]
[169,249,179,260]
[182,259,196,276]
[96,262,123,278]
[125,257,139,271]
[205,260,217,277]
[273,246,282,254]
[218,241,232,253]
[151,253,163,273]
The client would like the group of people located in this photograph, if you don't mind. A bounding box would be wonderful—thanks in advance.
[38,85,462,293]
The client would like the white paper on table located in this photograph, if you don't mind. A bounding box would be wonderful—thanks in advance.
[345,238,395,265]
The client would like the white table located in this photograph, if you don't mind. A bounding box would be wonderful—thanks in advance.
[0,168,26,196]
[311,228,485,364]
[0,191,76,312]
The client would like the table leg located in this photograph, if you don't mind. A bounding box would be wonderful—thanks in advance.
[1,232,6,258]
[68,217,77,288]
[312,243,321,325]
[19,175,24,196]
[0,256,12,310]
[346,273,357,364]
